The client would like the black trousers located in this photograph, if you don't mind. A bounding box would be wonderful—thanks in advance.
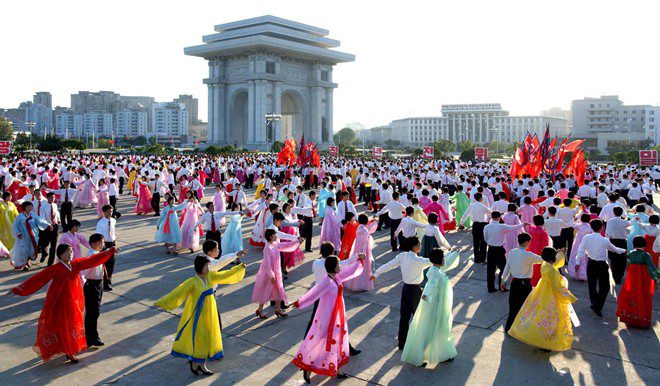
[39,224,59,265]
[560,227,574,260]
[377,212,390,231]
[84,279,103,342]
[60,202,73,230]
[472,222,487,263]
[103,241,116,288]
[245,174,254,189]
[551,235,564,250]
[609,238,627,285]
[505,278,532,333]
[587,259,610,312]
[206,230,222,255]
[109,196,121,219]
[151,192,161,215]
[301,215,313,251]
[486,245,506,291]
[399,283,422,349]
[118,177,125,194]
[389,218,402,251]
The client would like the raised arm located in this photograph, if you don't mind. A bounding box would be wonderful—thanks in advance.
[153,279,194,311]
[209,263,246,285]
[293,279,333,309]
[11,267,55,296]
[275,239,302,253]
[72,249,115,272]
[337,258,364,282]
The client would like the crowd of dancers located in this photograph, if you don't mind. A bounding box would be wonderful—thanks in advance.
[2,153,658,382]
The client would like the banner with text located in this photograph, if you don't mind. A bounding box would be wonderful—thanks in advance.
[0,141,11,155]
[475,147,488,161]
[639,150,658,166]
[329,145,339,156]
[372,147,382,159]
[422,146,434,159]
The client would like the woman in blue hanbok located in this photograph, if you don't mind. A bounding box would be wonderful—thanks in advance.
[628,205,649,250]
[317,182,331,221]
[221,204,244,255]
[10,202,51,270]
[401,248,460,366]
[155,196,187,254]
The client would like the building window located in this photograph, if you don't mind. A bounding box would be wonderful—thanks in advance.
[321,70,329,81]
[266,61,275,74]
[590,104,594,108]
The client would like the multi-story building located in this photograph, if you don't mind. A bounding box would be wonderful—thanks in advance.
[571,95,659,151]
[83,112,113,138]
[173,95,198,126]
[116,108,148,137]
[71,91,121,114]
[152,102,189,138]
[644,107,660,146]
[33,92,52,109]
[189,123,208,143]
[541,107,572,126]
[54,108,83,138]
[379,104,569,147]
[0,108,25,131]
[19,101,52,136]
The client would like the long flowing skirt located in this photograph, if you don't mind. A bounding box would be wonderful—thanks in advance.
[221,217,244,255]
[97,192,110,217]
[281,226,305,268]
[134,189,153,214]
[75,185,97,208]
[617,265,655,328]
[420,235,439,258]
[180,215,201,250]
[643,235,660,267]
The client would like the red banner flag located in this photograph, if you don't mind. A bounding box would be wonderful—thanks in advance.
[372,147,382,159]
[475,147,488,161]
[640,150,658,166]
[422,146,434,159]
[0,141,11,154]
[329,145,338,156]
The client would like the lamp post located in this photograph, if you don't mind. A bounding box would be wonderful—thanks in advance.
[26,121,35,150]
[266,113,281,144]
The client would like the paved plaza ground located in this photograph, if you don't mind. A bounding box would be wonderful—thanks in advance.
[0,186,658,385]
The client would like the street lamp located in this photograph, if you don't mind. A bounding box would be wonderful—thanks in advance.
[26,121,35,150]
[266,113,281,143]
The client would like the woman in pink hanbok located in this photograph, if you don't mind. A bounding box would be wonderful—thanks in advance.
[96,178,110,219]
[134,177,154,215]
[502,203,523,256]
[252,229,303,319]
[518,197,537,233]
[281,203,306,268]
[74,175,97,208]
[178,195,204,253]
[58,219,90,261]
[212,184,227,226]
[319,197,342,251]
[344,215,378,292]
[289,255,364,383]
[566,213,592,281]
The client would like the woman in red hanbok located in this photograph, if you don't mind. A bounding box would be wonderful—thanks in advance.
[338,212,358,261]
[8,244,115,363]
[617,236,660,328]
[289,255,364,383]
[134,177,154,215]
[527,215,552,286]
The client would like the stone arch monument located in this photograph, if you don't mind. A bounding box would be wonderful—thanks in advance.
[184,15,355,150]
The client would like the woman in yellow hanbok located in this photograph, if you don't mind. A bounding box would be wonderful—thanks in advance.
[509,248,578,351]
[0,192,19,249]
[126,168,137,195]
[154,255,245,375]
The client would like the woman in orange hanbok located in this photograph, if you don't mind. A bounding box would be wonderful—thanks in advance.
[338,212,358,261]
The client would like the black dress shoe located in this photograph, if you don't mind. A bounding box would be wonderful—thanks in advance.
[196,365,213,375]
[349,347,361,356]
[66,355,79,364]
[189,360,199,375]
[336,372,348,379]
[88,340,105,347]
[488,289,498,293]
[303,370,311,384]
[104,285,113,292]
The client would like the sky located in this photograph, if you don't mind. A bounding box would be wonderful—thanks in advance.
[2,0,659,129]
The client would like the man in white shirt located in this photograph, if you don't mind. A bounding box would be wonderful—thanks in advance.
[600,194,625,222]
[295,186,315,252]
[394,207,427,247]
[96,205,118,291]
[371,237,430,350]
[483,211,525,293]
[80,233,110,347]
[501,233,543,333]
[575,219,627,317]
[376,192,406,251]
[38,192,60,266]
[195,202,243,253]
[460,192,492,263]
[605,206,630,284]
[336,190,358,224]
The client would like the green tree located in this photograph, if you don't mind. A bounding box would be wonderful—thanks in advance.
[412,148,423,156]
[97,138,112,148]
[612,150,637,164]
[14,133,31,151]
[148,136,158,146]
[460,148,476,161]
[434,139,455,154]
[205,145,221,156]
[458,140,476,152]
[332,127,356,145]
[383,139,402,150]
[61,139,86,150]
[0,116,14,140]
[271,141,284,152]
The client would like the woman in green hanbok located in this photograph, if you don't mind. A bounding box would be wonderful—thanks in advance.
[401,248,460,366]
[451,185,471,228]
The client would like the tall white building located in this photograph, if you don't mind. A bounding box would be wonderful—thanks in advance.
[83,112,113,138]
[152,102,189,137]
[116,109,148,137]
[54,108,83,138]
[381,104,569,147]
[644,107,660,146]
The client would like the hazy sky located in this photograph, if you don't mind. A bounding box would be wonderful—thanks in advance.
[2,0,659,129]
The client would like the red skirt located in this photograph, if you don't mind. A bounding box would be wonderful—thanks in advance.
[643,235,660,267]
[617,264,655,328]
